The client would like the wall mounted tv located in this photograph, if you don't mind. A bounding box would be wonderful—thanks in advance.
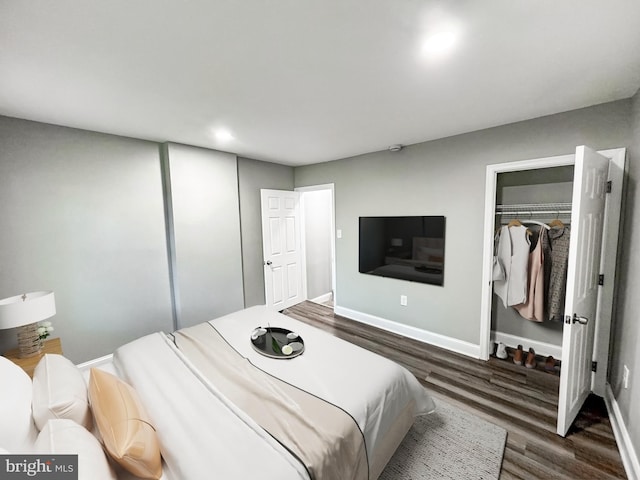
[359,216,445,286]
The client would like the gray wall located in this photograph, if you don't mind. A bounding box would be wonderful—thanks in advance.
[0,117,173,362]
[237,157,294,307]
[164,143,244,328]
[294,100,632,345]
[0,119,295,362]
[610,88,640,463]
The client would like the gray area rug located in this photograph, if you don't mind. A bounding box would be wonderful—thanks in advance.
[379,397,507,480]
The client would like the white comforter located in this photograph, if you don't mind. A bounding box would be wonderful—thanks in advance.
[113,306,435,480]
[208,306,435,461]
[114,332,310,480]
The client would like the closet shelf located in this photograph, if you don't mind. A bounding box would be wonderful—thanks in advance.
[496,202,572,216]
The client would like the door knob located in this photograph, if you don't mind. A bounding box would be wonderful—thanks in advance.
[264,260,272,266]
[572,314,589,325]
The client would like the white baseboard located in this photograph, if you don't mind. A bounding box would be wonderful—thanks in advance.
[491,331,563,360]
[334,305,481,359]
[76,353,113,371]
[310,292,333,304]
[605,383,639,480]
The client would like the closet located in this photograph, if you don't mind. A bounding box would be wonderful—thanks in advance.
[480,145,626,436]
[492,166,573,361]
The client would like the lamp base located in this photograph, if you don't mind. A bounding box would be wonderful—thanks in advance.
[17,322,42,358]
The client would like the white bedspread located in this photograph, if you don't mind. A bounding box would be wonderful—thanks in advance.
[113,332,310,480]
[207,306,436,464]
[112,306,435,480]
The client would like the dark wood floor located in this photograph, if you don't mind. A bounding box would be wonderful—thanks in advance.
[283,301,627,480]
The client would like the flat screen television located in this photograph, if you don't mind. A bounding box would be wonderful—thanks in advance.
[359,216,445,286]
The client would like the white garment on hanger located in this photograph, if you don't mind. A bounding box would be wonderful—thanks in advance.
[493,225,530,307]
[493,226,510,307]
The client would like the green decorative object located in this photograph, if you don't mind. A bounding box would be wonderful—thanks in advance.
[271,335,282,354]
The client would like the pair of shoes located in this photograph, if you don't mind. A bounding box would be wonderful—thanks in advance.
[495,342,508,359]
[525,348,537,369]
[514,345,538,368]
[513,345,524,365]
[544,355,556,372]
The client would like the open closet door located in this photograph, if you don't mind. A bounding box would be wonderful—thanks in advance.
[557,146,609,436]
[260,189,305,311]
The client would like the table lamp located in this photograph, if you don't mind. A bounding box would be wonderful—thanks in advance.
[0,291,56,358]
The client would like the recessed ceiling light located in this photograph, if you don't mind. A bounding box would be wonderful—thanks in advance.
[213,128,235,143]
[422,30,457,58]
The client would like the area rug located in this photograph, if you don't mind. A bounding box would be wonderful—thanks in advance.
[379,397,507,480]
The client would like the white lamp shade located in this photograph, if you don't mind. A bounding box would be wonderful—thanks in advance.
[0,291,56,329]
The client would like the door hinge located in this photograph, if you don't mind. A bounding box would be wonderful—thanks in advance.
[592,361,598,373]
[598,274,604,286]
[606,180,612,193]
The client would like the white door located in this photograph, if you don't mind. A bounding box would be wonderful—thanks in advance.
[260,189,304,310]
[557,146,609,436]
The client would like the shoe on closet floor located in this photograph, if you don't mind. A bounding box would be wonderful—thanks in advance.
[544,355,556,372]
[525,348,537,369]
[513,345,524,365]
[495,342,508,359]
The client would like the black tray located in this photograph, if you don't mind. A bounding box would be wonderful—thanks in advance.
[250,327,304,359]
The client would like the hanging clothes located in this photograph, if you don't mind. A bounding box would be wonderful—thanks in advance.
[514,228,546,322]
[492,230,506,281]
[542,225,571,322]
[493,225,530,307]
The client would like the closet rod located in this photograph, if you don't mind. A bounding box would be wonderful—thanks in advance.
[496,202,571,211]
[496,210,572,216]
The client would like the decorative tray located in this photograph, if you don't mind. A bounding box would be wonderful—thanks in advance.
[250,327,304,359]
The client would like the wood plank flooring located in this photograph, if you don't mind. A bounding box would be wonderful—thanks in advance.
[283,301,627,480]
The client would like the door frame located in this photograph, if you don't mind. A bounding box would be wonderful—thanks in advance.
[480,147,625,396]
[295,183,337,306]
[591,147,626,395]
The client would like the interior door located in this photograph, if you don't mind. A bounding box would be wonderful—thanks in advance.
[557,146,609,436]
[260,189,304,310]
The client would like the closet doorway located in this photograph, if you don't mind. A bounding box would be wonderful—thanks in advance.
[480,146,626,436]
[260,184,335,311]
[295,184,336,308]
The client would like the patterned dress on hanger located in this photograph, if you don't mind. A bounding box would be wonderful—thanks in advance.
[541,225,571,322]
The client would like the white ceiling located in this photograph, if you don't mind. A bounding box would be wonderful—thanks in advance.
[2,1,640,166]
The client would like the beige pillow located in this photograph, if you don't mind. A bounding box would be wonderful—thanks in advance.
[88,368,162,480]
[34,419,117,480]
[32,354,92,431]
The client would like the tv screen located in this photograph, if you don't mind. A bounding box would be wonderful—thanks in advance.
[359,216,445,286]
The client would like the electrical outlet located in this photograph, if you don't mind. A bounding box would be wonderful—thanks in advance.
[623,365,630,389]
[400,295,407,306]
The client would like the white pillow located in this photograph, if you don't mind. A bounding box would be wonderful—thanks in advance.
[32,354,92,431]
[34,419,117,480]
[0,356,38,451]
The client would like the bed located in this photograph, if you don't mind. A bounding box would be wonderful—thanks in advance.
[0,306,435,480]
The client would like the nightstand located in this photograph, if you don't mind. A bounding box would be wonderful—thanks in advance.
[3,337,63,377]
